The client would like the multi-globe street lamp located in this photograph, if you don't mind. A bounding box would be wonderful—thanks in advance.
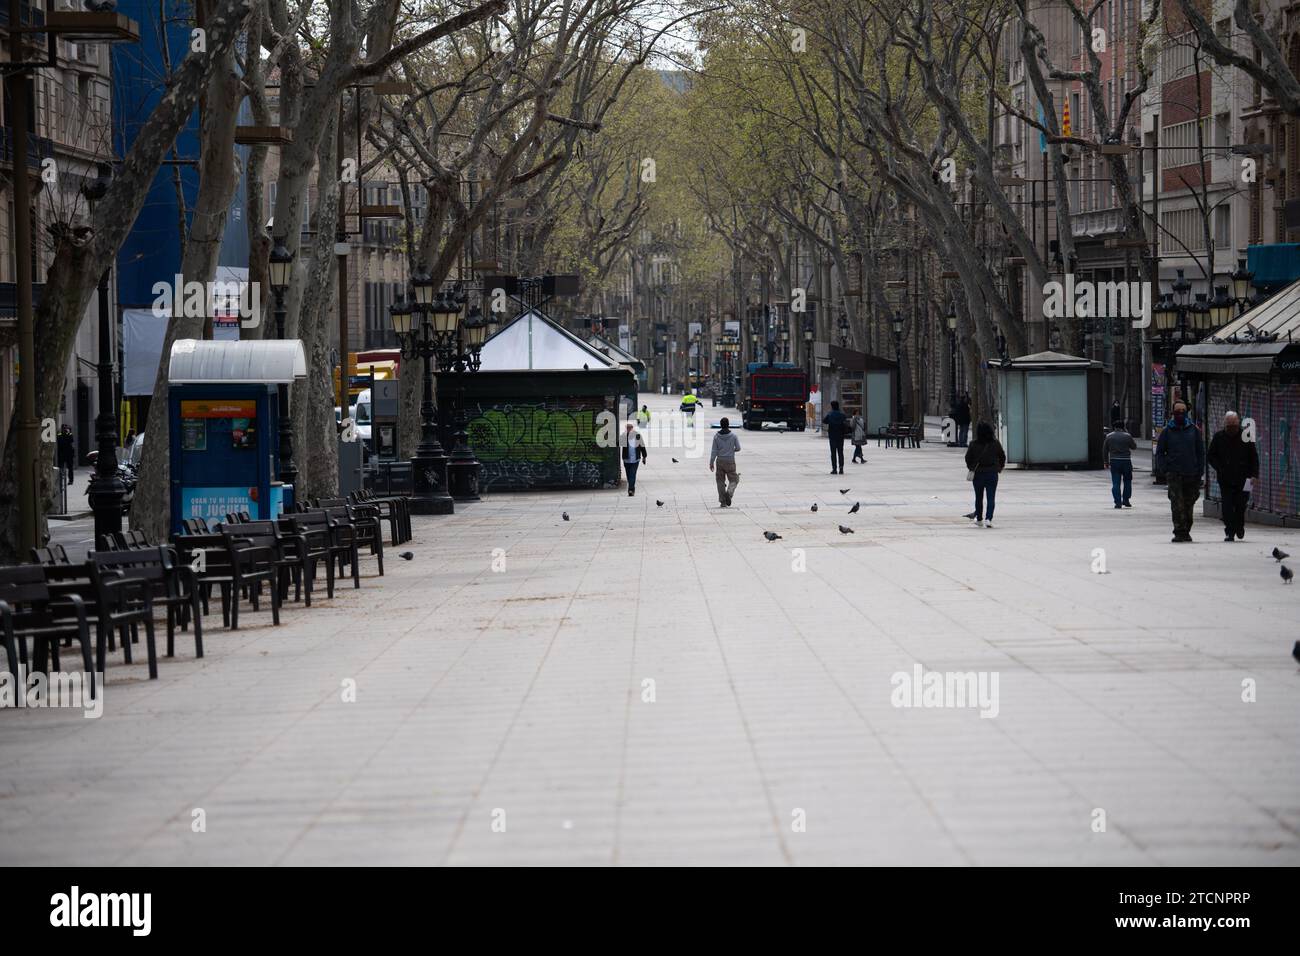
[268,241,298,490]
[390,273,454,515]
[440,290,485,502]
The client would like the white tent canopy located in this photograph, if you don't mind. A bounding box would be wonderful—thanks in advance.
[168,339,307,384]
[478,309,619,371]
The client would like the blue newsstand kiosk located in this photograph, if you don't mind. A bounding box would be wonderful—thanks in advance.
[167,339,307,535]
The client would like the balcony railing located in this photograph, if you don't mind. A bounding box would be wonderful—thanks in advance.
[0,125,56,171]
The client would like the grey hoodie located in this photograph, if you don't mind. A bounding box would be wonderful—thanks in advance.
[710,430,741,465]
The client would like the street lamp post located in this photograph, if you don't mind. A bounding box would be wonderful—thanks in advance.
[442,289,483,502]
[946,305,958,406]
[837,315,849,348]
[82,164,126,547]
[803,321,814,390]
[892,311,905,418]
[268,242,297,489]
[660,332,669,394]
[392,274,454,515]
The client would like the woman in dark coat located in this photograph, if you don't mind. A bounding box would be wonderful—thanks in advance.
[964,422,1006,527]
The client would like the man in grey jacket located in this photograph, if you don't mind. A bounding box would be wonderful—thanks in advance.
[709,417,742,507]
[1103,423,1137,509]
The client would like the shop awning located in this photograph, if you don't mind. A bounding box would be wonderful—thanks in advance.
[168,339,307,384]
[1247,243,1300,292]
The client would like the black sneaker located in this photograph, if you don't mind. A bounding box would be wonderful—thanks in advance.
[1123,502,1132,508]
[1114,504,1122,509]
[1224,534,1234,542]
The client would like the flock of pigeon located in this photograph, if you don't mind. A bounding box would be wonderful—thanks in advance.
[764,488,859,542]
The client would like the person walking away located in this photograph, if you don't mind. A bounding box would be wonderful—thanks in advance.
[823,400,848,474]
[636,405,651,428]
[1103,422,1136,509]
[954,393,972,447]
[850,411,867,463]
[681,389,699,426]
[56,424,76,486]
[1154,401,1205,543]
[965,422,1006,527]
[620,420,647,496]
[710,416,742,507]
[1207,411,1258,542]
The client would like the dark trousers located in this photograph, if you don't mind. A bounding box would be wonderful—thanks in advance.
[829,439,845,472]
[973,470,998,520]
[58,459,74,484]
[852,442,865,462]
[1219,483,1248,537]
[623,460,639,491]
[1109,460,1132,505]
[957,423,969,447]
[1167,474,1200,537]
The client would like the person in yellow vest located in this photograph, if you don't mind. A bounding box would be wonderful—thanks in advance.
[680,390,699,424]
[636,405,651,427]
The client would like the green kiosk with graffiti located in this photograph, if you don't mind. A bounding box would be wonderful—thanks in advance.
[438,309,638,492]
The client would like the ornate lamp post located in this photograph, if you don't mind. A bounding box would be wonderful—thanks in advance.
[837,314,850,348]
[268,241,298,489]
[660,330,669,393]
[891,311,905,416]
[803,320,814,389]
[1230,258,1255,315]
[692,330,701,393]
[391,273,454,515]
[434,286,482,502]
[82,163,126,547]
[946,303,958,405]
[780,325,790,363]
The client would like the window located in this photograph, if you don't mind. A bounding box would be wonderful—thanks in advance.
[1160,118,1211,169]
[1162,35,1196,82]
[1161,207,1210,252]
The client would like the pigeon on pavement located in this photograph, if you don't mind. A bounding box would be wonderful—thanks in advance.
[838,525,854,534]
[562,512,570,521]
[1283,565,1294,584]
[672,458,679,463]
[839,488,850,495]
[810,503,818,512]
[848,502,860,514]
[763,531,782,542]
[1293,641,1300,665]
[399,551,414,560]
[1273,547,1290,561]
[656,500,664,507]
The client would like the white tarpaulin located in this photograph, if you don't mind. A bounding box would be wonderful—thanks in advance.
[124,309,241,395]
[478,309,618,371]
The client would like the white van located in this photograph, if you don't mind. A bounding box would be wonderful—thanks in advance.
[352,389,372,442]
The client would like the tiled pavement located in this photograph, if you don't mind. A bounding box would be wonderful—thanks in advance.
[3,394,1298,865]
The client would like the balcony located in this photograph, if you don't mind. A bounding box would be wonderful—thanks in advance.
[0,125,56,171]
